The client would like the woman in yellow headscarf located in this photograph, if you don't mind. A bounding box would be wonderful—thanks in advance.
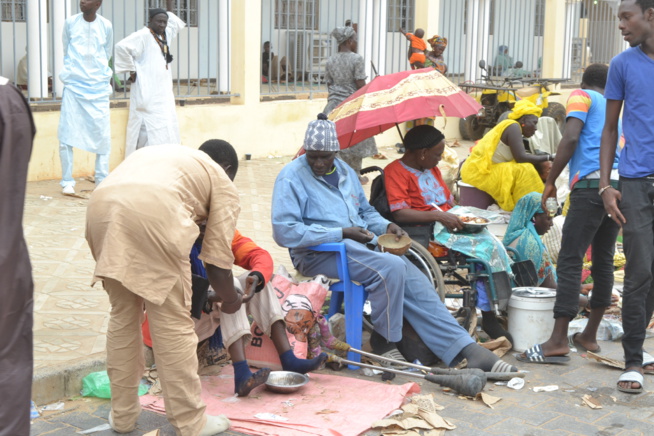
[460,100,555,211]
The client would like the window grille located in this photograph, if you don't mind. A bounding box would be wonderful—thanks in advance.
[147,0,197,27]
[1,0,26,22]
[387,0,414,32]
[274,0,319,30]
[534,0,545,37]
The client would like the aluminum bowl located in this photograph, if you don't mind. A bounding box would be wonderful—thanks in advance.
[265,371,309,394]
[456,215,490,234]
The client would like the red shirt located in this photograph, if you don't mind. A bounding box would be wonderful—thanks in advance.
[384,159,454,213]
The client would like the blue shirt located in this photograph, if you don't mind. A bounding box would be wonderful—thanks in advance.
[566,89,620,186]
[605,46,654,178]
[271,156,391,249]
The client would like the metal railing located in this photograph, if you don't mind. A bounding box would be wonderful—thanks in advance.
[438,0,546,84]
[260,0,415,97]
[562,0,625,83]
[0,0,234,104]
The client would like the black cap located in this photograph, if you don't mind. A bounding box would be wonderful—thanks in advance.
[149,8,167,20]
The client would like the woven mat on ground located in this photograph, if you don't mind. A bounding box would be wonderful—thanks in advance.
[139,365,420,436]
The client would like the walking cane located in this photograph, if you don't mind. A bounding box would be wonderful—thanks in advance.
[348,348,525,382]
[329,355,484,397]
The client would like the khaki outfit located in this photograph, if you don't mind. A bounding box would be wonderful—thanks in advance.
[86,145,239,435]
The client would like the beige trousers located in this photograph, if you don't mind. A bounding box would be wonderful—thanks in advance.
[105,277,206,436]
[218,273,285,349]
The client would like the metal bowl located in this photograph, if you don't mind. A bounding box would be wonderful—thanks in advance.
[456,215,490,234]
[265,371,309,394]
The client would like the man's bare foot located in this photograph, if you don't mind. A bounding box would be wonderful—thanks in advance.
[534,339,569,358]
[618,367,643,392]
[571,332,601,353]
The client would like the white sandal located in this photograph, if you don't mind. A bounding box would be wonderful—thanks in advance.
[617,370,644,394]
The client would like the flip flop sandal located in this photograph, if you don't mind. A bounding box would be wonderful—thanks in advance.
[567,333,602,353]
[617,370,644,394]
[514,344,570,364]
[491,360,518,373]
[642,350,654,375]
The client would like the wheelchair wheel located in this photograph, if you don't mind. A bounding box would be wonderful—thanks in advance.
[405,240,446,302]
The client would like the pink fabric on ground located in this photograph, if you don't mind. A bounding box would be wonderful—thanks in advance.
[140,366,420,436]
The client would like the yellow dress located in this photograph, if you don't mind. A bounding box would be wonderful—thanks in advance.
[460,119,544,211]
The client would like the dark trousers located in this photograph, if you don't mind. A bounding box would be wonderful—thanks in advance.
[620,177,654,369]
[553,187,620,320]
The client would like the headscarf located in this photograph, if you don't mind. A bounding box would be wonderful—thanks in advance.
[303,113,340,152]
[503,192,555,285]
[149,8,167,20]
[331,26,356,45]
[498,45,508,53]
[428,35,448,48]
[508,100,543,120]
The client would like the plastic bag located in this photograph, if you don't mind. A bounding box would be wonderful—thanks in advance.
[30,401,39,419]
[568,316,624,341]
[81,371,149,399]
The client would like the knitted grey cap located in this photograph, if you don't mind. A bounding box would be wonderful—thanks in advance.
[303,113,340,152]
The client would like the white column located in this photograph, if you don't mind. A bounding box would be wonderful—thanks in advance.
[217,0,230,93]
[463,0,478,83]
[477,0,491,76]
[371,0,387,77]
[561,1,576,79]
[52,0,70,98]
[358,0,374,81]
[463,0,490,83]
[27,0,48,98]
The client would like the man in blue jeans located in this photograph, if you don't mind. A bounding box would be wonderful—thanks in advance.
[517,64,621,364]
[600,0,654,394]
[272,113,517,374]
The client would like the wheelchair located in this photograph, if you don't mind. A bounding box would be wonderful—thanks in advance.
[361,165,536,323]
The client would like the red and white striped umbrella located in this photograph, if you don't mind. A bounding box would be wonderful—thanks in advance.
[328,68,482,147]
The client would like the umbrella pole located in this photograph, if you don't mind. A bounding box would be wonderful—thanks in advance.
[395,123,404,143]
[370,61,380,78]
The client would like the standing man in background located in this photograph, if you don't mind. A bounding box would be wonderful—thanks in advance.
[114,0,185,157]
[58,0,113,196]
[0,77,36,436]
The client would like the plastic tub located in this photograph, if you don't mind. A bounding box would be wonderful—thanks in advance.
[457,181,495,210]
[508,287,556,352]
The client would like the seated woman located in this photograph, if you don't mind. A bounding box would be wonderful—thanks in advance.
[502,192,556,289]
[460,100,554,211]
[384,125,513,342]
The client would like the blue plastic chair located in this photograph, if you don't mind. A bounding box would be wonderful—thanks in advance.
[308,242,367,369]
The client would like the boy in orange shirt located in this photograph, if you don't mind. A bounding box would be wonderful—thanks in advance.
[400,27,426,69]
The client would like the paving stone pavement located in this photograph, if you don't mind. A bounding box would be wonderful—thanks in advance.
[26,147,654,434]
[31,340,654,435]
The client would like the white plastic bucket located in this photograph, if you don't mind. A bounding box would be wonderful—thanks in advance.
[508,287,556,352]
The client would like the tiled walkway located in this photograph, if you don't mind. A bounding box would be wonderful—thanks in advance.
[26,146,654,435]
